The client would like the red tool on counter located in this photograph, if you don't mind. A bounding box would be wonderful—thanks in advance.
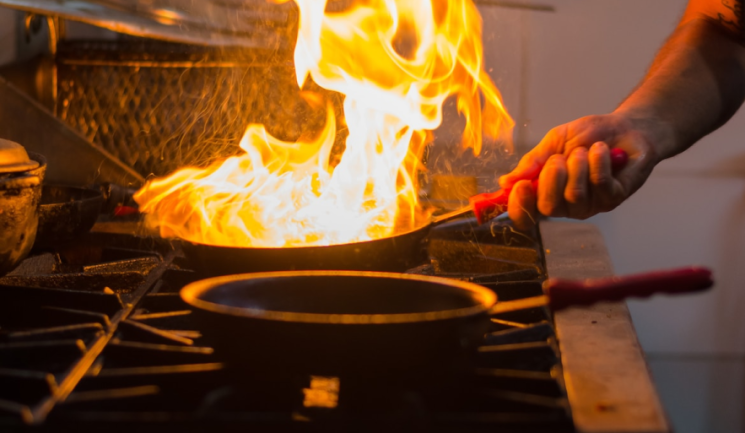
[437,147,629,225]
[491,265,712,314]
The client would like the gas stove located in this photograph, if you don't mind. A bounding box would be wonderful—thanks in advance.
[0,218,584,432]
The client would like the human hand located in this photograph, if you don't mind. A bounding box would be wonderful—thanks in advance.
[499,114,660,230]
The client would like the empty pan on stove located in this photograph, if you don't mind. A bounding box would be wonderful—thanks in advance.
[180,267,712,380]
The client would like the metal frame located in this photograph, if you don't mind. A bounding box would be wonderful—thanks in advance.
[0,74,144,186]
[0,0,552,51]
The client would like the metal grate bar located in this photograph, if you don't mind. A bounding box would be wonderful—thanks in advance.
[28,250,177,424]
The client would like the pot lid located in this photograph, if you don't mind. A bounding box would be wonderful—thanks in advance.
[0,139,40,174]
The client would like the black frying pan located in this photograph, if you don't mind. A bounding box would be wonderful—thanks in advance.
[33,184,103,249]
[181,153,630,276]
[180,268,712,380]
[181,218,442,276]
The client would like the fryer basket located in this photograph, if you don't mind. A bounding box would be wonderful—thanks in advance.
[54,40,339,176]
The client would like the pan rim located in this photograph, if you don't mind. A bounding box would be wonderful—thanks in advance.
[178,212,436,251]
[180,270,497,325]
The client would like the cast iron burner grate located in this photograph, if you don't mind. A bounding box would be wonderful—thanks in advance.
[0,219,573,432]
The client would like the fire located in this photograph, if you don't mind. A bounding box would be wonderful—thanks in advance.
[134,0,513,248]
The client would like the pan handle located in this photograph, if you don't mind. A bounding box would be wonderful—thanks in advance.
[471,148,629,224]
[545,266,714,311]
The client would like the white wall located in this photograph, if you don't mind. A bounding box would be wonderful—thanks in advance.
[478,1,745,431]
[512,0,745,356]
[482,0,745,355]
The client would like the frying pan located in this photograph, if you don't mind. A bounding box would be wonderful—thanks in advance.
[32,184,103,249]
[182,149,630,276]
[182,220,436,276]
[180,266,712,380]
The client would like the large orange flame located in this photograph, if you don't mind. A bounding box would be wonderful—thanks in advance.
[134,0,514,248]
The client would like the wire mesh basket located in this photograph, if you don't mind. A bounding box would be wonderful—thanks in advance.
[54,40,341,177]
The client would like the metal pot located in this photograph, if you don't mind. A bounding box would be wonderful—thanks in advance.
[0,139,46,276]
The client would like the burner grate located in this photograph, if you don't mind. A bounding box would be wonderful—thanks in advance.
[0,233,176,426]
[0,220,574,432]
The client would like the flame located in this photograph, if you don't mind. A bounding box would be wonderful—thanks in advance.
[134,0,513,248]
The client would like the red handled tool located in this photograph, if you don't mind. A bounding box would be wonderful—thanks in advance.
[434,148,629,225]
[113,205,138,217]
[490,266,713,314]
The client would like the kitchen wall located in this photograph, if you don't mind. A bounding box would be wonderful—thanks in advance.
[0,7,15,65]
[478,1,745,432]
[0,2,741,431]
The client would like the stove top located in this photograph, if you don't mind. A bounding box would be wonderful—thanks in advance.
[0,218,574,432]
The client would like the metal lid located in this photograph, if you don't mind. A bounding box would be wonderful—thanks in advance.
[0,139,40,174]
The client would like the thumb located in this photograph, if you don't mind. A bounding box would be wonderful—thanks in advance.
[613,142,657,198]
[499,146,554,189]
[499,126,568,189]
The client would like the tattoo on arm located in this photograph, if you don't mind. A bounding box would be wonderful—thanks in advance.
[718,0,745,38]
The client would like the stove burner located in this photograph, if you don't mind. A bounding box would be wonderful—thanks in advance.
[0,220,574,432]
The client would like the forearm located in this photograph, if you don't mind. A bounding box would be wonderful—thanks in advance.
[615,17,745,162]
[501,1,745,230]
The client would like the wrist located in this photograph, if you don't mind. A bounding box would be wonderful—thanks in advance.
[611,107,676,164]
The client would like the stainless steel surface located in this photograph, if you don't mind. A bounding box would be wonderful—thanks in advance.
[0,0,295,48]
[541,221,670,433]
[54,40,328,177]
[0,75,144,186]
[0,0,551,48]
[0,56,56,111]
[38,40,340,176]
[1,41,325,177]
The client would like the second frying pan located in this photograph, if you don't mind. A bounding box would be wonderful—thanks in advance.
[181,267,712,380]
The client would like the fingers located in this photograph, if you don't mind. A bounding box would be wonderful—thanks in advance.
[499,126,567,189]
[588,142,615,203]
[500,113,652,229]
[507,146,598,228]
[612,130,657,197]
[499,152,542,190]
[508,152,581,230]
[537,155,568,218]
[508,179,537,231]
[564,147,590,217]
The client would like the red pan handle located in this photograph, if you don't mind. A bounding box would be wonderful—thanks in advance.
[470,148,629,224]
[545,266,714,311]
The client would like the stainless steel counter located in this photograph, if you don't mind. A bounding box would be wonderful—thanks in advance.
[541,221,669,433]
